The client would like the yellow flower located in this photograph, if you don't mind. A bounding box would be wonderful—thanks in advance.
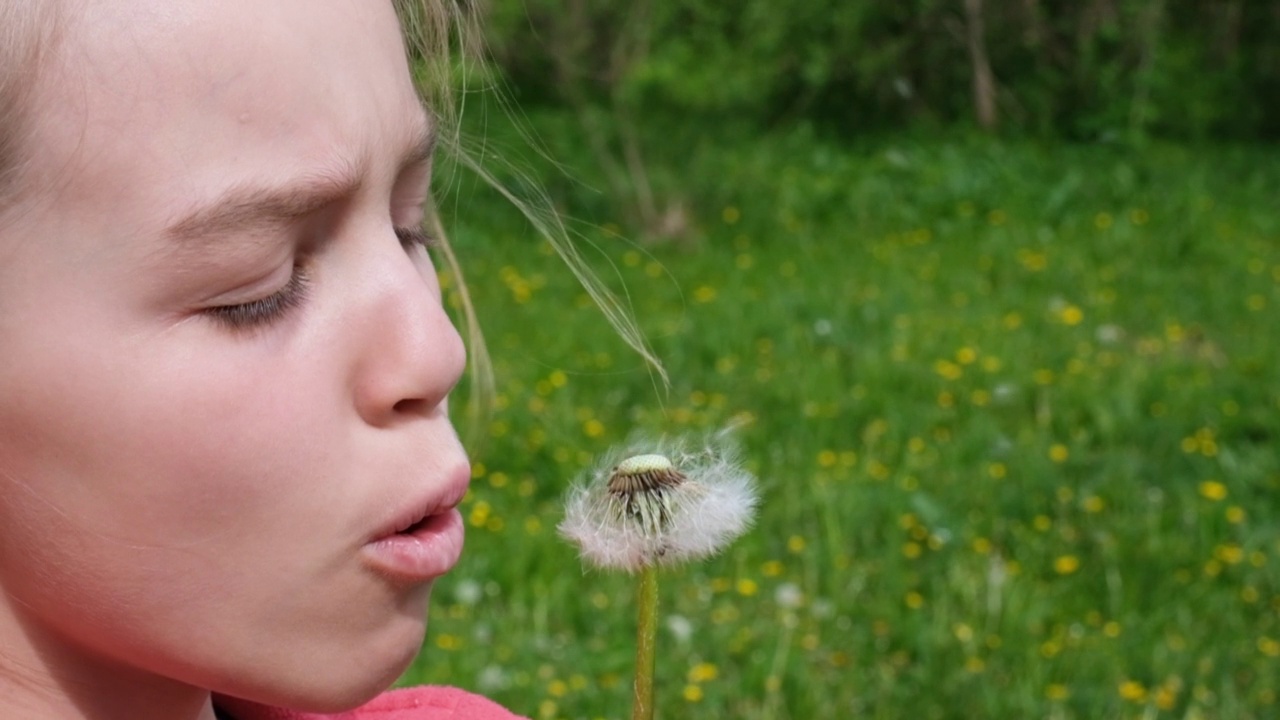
[1054,555,1080,575]
[468,501,491,528]
[1018,249,1047,271]
[1045,684,1070,700]
[1118,680,1147,703]
[1154,686,1178,710]
[933,359,963,380]
[582,419,606,438]
[1215,544,1244,565]
[1199,480,1227,501]
[1258,637,1280,657]
[688,663,719,683]
[1049,444,1069,463]
[1058,305,1084,326]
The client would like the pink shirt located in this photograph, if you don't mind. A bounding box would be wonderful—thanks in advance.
[213,687,529,720]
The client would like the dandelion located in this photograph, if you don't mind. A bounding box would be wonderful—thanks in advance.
[1199,479,1228,501]
[559,431,759,720]
[1118,680,1147,702]
[560,439,757,571]
[1054,555,1080,575]
[1045,683,1070,700]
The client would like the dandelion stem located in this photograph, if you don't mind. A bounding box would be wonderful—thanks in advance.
[632,564,659,720]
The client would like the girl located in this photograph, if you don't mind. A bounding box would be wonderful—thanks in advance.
[0,0,539,717]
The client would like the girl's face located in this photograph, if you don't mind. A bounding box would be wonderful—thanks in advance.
[0,0,468,715]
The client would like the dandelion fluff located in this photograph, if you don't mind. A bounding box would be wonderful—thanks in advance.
[559,431,759,572]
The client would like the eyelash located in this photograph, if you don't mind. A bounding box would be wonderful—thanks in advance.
[205,226,436,330]
[395,225,438,251]
[204,264,312,330]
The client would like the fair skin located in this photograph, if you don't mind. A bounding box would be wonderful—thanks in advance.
[0,1,468,719]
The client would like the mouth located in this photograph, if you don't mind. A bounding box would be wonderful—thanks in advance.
[372,462,471,540]
[362,463,471,583]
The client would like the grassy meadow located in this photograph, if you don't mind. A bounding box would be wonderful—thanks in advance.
[400,130,1280,719]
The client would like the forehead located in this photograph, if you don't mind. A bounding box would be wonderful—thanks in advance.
[22,0,423,225]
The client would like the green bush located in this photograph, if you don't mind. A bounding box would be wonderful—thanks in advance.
[482,0,1280,141]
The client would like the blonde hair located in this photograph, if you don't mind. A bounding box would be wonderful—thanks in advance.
[0,1,665,433]
[394,0,668,436]
[0,2,60,214]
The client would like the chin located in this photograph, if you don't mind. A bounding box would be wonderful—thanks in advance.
[245,650,421,714]
[219,614,430,714]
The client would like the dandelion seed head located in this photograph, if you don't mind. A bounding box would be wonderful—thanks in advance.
[558,430,759,572]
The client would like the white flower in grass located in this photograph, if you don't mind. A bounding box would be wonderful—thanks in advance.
[558,432,759,572]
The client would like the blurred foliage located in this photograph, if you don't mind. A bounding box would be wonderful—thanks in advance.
[482,0,1280,142]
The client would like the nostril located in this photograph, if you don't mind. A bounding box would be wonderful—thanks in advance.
[393,398,428,415]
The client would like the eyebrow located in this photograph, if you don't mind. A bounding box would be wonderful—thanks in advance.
[165,123,437,244]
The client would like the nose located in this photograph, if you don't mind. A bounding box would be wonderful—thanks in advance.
[350,232,466,428]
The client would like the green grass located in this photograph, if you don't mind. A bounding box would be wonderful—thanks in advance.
[400,129,1280,719]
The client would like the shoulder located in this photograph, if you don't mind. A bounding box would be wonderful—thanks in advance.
[214,686,529,720]
[343,686,529,719]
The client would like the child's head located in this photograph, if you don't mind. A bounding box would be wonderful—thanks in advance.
[0,0,475,716]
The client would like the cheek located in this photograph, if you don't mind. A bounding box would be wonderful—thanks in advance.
[0,319,345,549]
[0,320,356,659]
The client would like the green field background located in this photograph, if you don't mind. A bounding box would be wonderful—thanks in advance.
[395,128,1280,719]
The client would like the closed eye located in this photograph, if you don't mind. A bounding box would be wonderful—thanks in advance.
[203,265,311,331]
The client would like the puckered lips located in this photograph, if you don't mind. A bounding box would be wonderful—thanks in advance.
[363,462,470,583]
